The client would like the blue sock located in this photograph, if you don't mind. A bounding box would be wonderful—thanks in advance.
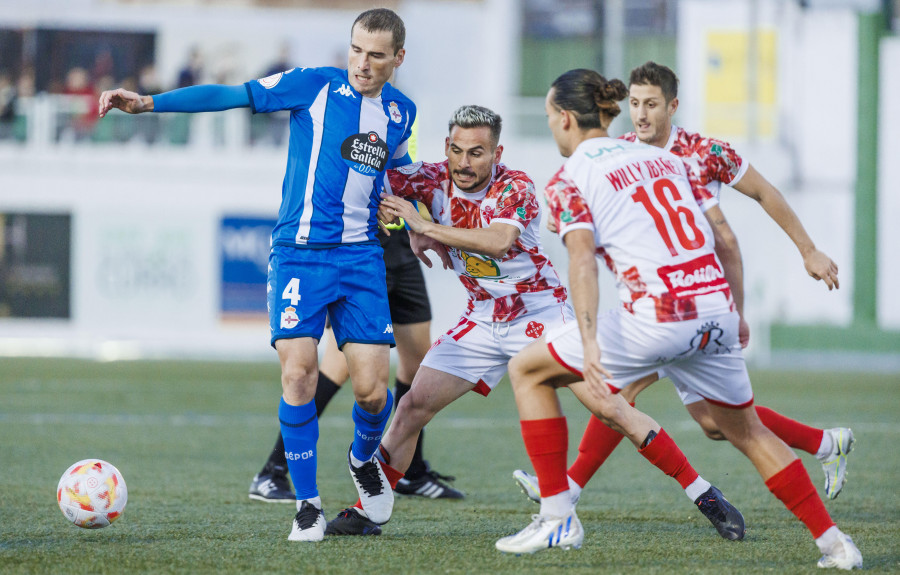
[279,397,318,501]
[351,389,393,462]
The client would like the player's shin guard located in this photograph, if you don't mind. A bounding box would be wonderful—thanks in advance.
[765,458,835,538]
[756,406,824,455]
[351,390,393,462]
[567,412,628,488]
[638,428,700,489]
[521,417,569,497]
[279,397,319,500]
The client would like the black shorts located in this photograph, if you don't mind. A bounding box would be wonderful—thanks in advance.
[380,228,432,325]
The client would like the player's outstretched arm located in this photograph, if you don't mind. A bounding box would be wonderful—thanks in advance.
[99,84,250,119]
[732,164,839,290]
[705,205,749,347]
[98,88,152,117]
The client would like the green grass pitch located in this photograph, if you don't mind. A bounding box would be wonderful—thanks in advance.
[0,357,897,574]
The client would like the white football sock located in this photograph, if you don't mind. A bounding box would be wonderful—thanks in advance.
[816,432,835,460]
[540,491,575,517]
[685,476,712,501]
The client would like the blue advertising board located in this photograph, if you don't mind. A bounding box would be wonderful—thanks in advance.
[220,216,275,318]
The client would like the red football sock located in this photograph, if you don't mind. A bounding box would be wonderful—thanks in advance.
[765,459,835,538]
[756,406,824,455]
[521,417,569,497]
[638,428,700,489]
[567,413,627,488]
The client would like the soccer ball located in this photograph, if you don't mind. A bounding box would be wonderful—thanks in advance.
[57,459,128,529]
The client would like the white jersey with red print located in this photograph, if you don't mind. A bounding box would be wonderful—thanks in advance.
[546,137,733,324]
[385,161,567,323]
[621,125,749,201]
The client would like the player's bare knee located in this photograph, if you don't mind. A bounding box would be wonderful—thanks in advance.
[702,425,727,441]
[353,389,388,414]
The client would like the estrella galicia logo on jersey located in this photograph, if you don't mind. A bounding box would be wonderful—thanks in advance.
[388,101,403,123]
[258,72,283,89]
[341,131,389,175]
[333,84,356,98]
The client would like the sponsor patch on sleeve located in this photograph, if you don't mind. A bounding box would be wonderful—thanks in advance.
[258,72,283,89]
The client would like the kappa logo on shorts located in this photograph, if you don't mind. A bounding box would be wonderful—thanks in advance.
[383,324,394,334]
[280,306,300,329]
[525,321,544,339]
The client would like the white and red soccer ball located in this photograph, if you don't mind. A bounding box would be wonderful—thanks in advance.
[57,459,128,529]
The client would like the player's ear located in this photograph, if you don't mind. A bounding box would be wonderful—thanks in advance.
[668,97,679,116]
[493,144,503,164]
[393,48,405,68]
[444,136,451,157]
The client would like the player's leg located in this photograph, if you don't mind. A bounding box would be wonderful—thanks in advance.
[705,403,861,569]
[549,318,744,540]
[267,245,334,542]
[276,336,328,542]
[684,398,854,499]
[496,338,585,554]
[250,325,347,504]
[392,320,464,499]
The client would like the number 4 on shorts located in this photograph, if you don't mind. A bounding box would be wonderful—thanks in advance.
[282,278,302,305]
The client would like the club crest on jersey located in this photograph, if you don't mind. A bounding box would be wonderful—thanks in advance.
[341,131,388,175]
[280,306,300,329]
[460,251,506,279]
[525,321,544,339]
[388,101,403,123]
[258,72,283,89]
[395,161,422,175]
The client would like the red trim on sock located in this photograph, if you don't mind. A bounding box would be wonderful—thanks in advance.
[567,413,627,488]
[756,406,824,455]
[521,417,569,497]
[352,498,362,509]
[765,459,835,538]
[638,428,700,489]
[378,459,405,489]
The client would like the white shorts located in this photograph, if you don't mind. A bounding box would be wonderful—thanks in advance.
[655,368,704,406]
[546,307,753,408]
[422,304,575,396]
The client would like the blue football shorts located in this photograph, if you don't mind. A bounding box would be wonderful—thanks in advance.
[267,243,395,349]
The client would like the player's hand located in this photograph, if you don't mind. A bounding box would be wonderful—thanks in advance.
[546,217,558,234]
[408,230,452,270]
[803,249,839,290]
[98,88,150,118]
[583,339,612,401]
[738,316,750,348]
[377,202,400,235]
[380,194,427,233]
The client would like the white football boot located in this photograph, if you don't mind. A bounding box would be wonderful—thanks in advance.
[495,512,584,554]
[348,447,394,525]
[287,499,325,542]
[818,428,855,500]
[816,528,863,570]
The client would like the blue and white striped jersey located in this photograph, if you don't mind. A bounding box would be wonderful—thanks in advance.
[246,67,416,247]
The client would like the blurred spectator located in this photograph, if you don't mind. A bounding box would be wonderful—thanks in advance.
[255,41,292,147]
[62,66,97,141]
[0,71,16,140]
[177,46,203,88]
[136,65,163,144]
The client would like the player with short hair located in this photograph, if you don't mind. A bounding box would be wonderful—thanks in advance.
[99,8,416,543]
[514,61,853,509]
[497,68,861,570]
[326,104,743,540]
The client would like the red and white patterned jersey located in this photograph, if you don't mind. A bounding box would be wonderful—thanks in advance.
[546,137,733,323]
[621,125,748,201]
[385,161,567,323]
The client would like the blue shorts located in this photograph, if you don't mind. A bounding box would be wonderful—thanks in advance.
[267,244,395,349]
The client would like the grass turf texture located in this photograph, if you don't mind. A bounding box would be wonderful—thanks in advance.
[0,358,897,574]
